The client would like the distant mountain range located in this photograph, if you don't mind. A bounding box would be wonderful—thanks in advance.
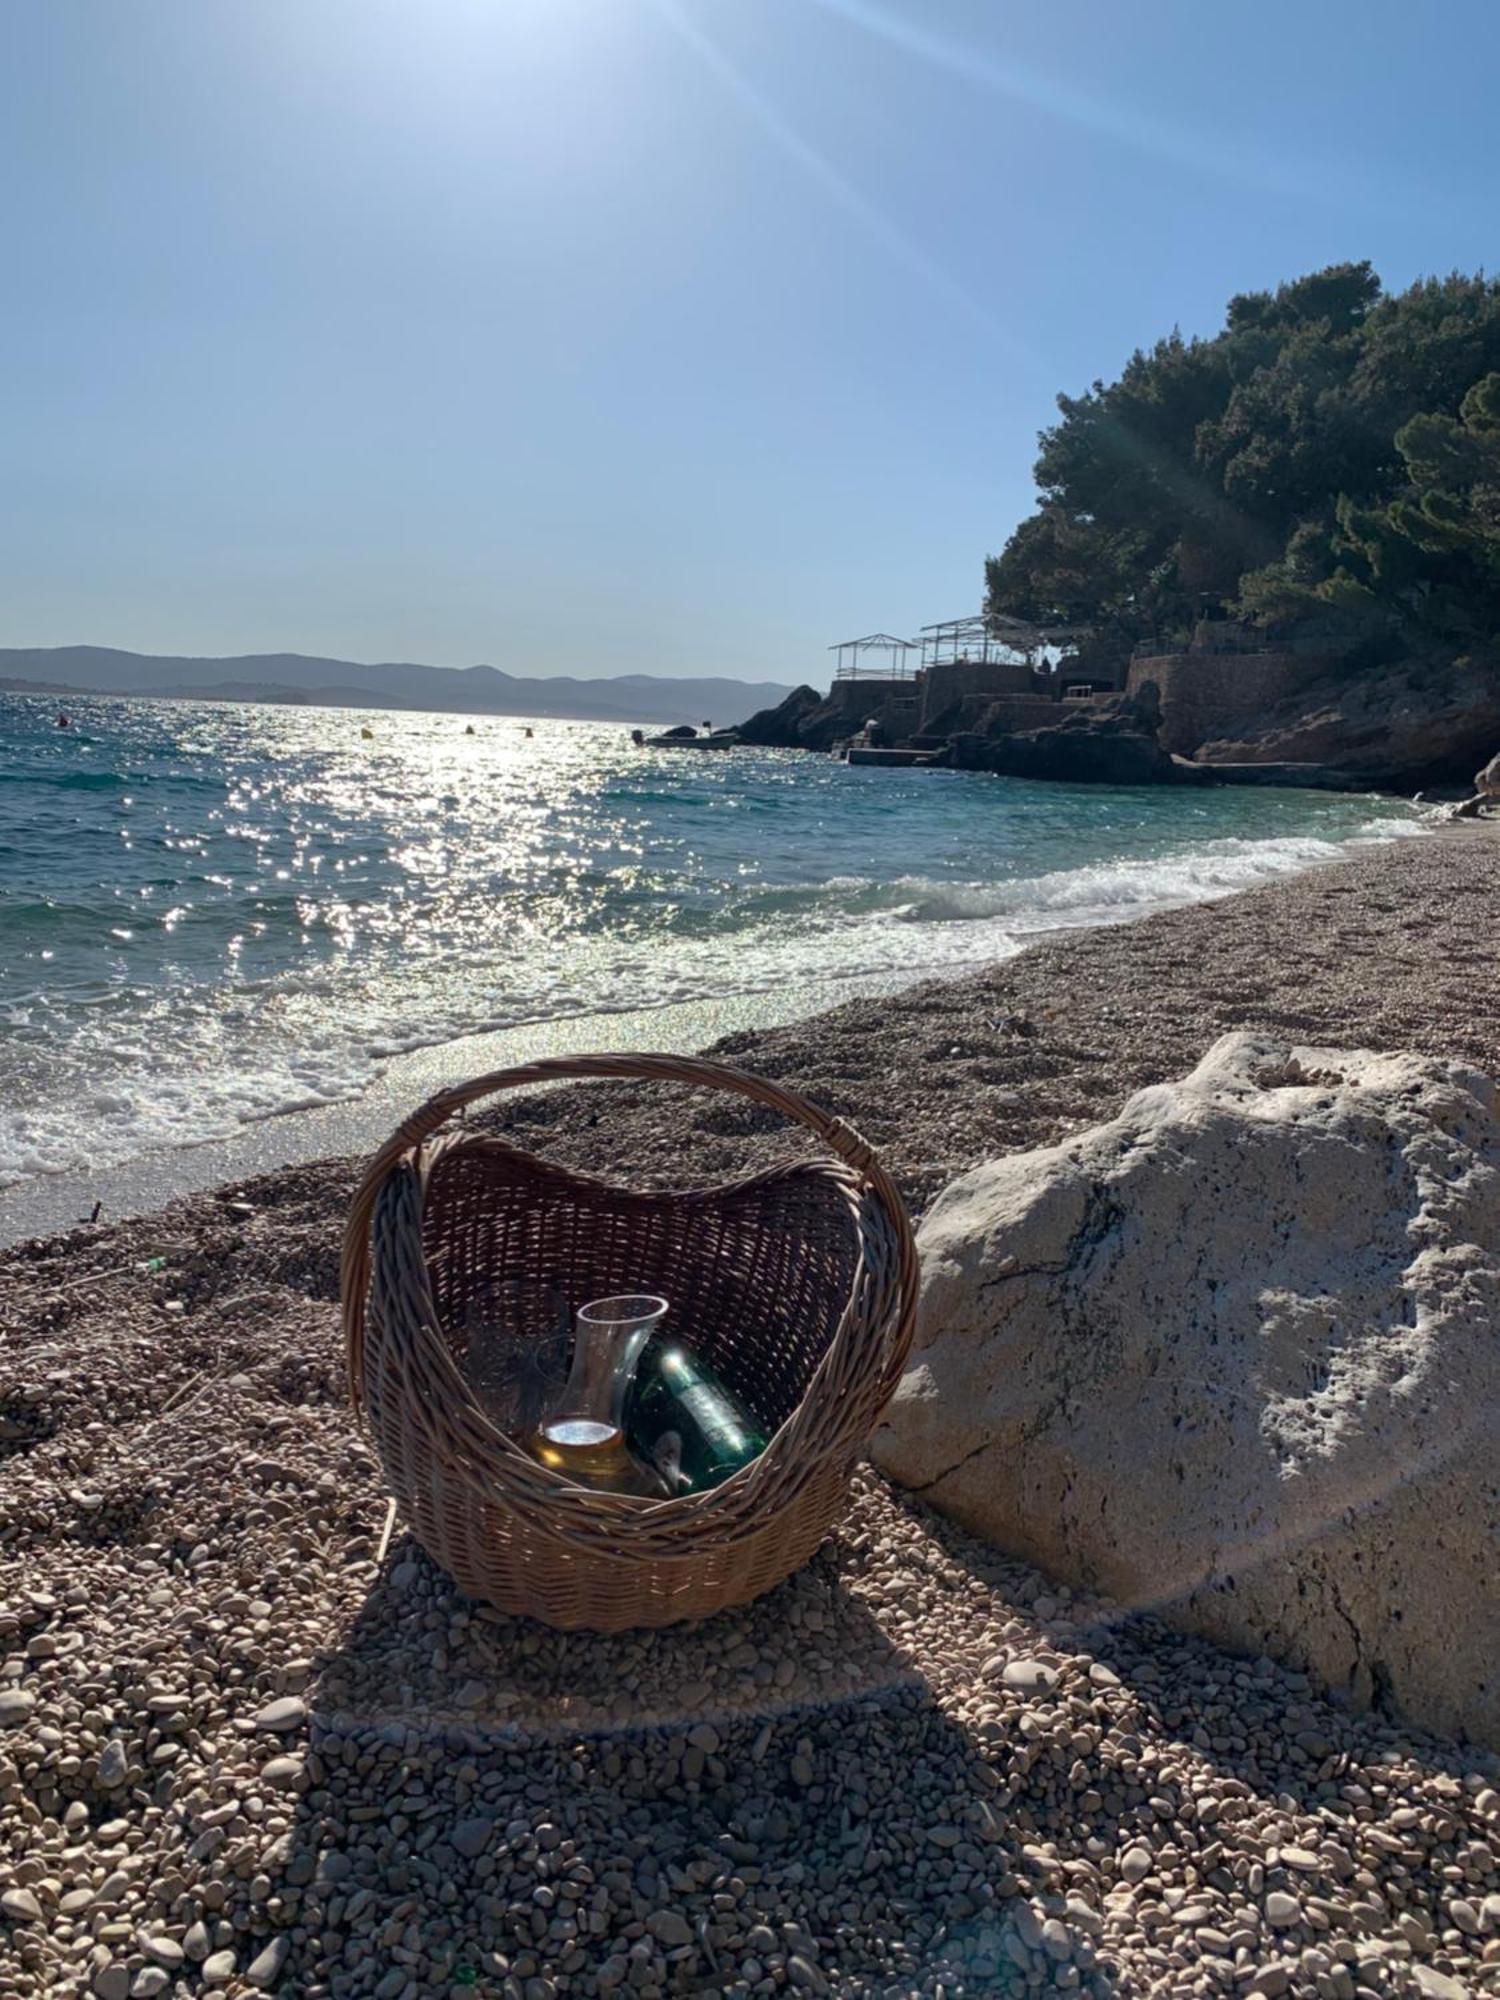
[0,646,799,727]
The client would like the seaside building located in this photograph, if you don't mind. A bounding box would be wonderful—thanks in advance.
[828,610,1106,751]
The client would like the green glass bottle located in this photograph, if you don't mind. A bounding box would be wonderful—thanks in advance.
[626,1340,770,1493]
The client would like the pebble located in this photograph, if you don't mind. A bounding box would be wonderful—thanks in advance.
[251,1695,307,1731]
[1001,1656,1060,1694]
[1412,1970,1470,2000]
[246,1936,291,1987]
[97,1739,129,1787]
[138,1934,184,1970]
[1266,1891,1304,1929]
[1041,1918,1073,1961]
[200,1951,236,1987]
[0,1690,35,1726]
[1280,1845,1320,1870]
[1,1888,43,1923]
[451,1817,493,1858]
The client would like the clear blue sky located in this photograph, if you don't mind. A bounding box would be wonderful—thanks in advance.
[3,1,1496,682]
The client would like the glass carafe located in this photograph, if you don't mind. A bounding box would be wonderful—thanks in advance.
[462,1279,571,1435]
[527,1294,670,1496]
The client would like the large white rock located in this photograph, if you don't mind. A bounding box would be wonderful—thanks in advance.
[873,1033,1500,1746]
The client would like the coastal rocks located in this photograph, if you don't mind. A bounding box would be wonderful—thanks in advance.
[1196,653,1500,785]
[735,684,826,750]
[949,692,1192,786]
[874,1031,1500,1746]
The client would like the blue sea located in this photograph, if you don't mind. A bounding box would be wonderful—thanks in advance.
[0,692,1431,1190]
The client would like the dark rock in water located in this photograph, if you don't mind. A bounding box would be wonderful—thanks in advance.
[952,693,1191,786]
[736,684,825,749]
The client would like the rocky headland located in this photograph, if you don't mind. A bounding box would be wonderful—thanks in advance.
[734,642,1500,794]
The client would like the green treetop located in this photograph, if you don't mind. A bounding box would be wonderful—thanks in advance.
[986,265,1500,665]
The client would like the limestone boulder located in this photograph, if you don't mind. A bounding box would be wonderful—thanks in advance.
[873,1032,1500,1746]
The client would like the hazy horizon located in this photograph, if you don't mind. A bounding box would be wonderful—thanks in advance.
[4,1,1497,680]
[0,639,799,687]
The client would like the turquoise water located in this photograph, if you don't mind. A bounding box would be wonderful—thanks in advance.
[0,692,1429,1188]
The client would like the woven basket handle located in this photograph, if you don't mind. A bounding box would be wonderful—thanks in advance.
[341,1051,918,1413]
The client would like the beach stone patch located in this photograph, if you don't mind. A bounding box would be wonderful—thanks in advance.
[4,836,1500,1998]
[876,1030,1500,1748]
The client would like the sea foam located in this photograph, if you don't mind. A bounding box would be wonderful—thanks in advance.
[0,693,1432,1189]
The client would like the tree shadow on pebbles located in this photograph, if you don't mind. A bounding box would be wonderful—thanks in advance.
[289,1482,1126,1998]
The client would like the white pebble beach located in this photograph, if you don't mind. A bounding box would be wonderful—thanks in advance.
[3,822,1498,2000]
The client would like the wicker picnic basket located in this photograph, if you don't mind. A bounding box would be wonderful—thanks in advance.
[341,1053,919,1631]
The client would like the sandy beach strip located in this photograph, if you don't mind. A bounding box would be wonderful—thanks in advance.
[2,821,1498,1998]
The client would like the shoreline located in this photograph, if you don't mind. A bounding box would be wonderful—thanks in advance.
[4,819,1499,1998]
[0,969,917,1252]
[0,812,1439,1249]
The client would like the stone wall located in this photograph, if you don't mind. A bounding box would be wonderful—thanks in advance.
[918,658,1033,734]
[976,693,1068,733]
[1127,650,1338,756]
[823,677,915,725]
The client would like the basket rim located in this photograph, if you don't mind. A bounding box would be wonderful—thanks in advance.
[418,1123,871,1210]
